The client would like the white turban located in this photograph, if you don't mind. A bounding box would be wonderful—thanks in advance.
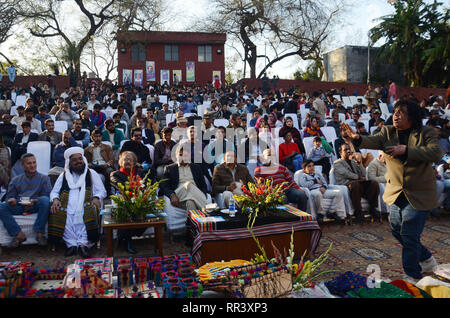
[63,146,89,225]
[64,146,84,161]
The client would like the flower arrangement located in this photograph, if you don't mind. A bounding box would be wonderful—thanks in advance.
[110,170,166,223]
[234,178,287,220]
[287,230,337,291]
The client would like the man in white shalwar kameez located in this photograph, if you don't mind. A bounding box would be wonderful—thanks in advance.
[49,147,106,258]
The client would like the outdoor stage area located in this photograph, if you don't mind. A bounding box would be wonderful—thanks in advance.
[1,215,449,283]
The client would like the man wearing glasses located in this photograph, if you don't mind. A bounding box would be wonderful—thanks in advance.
[119,127,152,166]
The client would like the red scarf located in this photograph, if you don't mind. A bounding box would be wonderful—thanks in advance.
[120,167,136,177]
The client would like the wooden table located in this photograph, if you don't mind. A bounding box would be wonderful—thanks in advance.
[102,214,166,257]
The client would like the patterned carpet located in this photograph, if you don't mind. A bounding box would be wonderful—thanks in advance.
[315,214,450,281]
[1,215,449,282]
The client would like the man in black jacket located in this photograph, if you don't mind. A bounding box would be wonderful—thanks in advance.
[154,127,176,179]
[160,146,208,212]
[11,122,39,166]
[0,114,16,147]
[284,94,299,114]
[120,127,151,165]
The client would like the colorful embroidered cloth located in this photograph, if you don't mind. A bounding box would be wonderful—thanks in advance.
[324,271,368,298]
[347,281,414,298]
[389,280,432,298]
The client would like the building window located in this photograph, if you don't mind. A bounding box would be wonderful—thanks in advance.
[198,45,212,62]
[164,45,179,61]
[131,43,146,62]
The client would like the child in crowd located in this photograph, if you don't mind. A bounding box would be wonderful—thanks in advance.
[307,136,332,180]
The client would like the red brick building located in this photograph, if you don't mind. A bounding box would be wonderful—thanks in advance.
[117,31,226,87]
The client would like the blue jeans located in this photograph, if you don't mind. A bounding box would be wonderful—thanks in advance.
[292,154,303,172]
[389,203,432,279]
[0,196,50,237]
[285,188,308,212]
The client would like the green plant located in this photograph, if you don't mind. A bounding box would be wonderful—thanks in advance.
[110,170,166,223]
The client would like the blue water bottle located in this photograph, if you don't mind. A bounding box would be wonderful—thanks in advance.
[229,197,236,217]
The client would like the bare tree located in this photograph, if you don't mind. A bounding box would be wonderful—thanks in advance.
[79,0,168,81]
[198,0,342,79]
[0,0,23,66]
[17,0,168,83]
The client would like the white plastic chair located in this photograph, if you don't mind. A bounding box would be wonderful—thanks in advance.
[302,137,315,158]
[370,126,378,135]
[54,121,68,133]
[15,95,27,107]
[163,194,212,234]
[145,144,155,163]
[333,95,342,101]
[379,103,390,117]
[342,96,352,107]
[329,167,370,215]
[9,106,18,116]
[166,114,177,126]
[27,141,51,175]
[214,119,229,127]
[321,127,337,144]
[101,141,113,148]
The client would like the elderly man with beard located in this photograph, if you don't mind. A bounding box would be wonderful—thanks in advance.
[48,147,106,258]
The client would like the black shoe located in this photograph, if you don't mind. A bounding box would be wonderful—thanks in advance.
[124,238,137,254]
[78,246,90,258]
[370,209,381,222]
[64,246,77,257]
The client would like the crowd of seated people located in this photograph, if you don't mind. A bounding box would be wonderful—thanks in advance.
[0,79,449,256]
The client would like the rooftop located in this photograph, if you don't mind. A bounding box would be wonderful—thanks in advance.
[116,30,227,44]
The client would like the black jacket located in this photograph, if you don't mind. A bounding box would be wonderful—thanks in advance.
[153,140,177,167]
[160,163,208,198]
[11,132,39,164]
[142,128,156,146]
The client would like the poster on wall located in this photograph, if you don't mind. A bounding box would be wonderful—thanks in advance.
[146,61,155,82]
[123,69,132,85]
[160,69,170,85]
[186,62,195,82]
[134,69,143,87]
[173,70,182,85]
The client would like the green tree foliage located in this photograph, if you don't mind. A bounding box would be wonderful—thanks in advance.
[370,0,449,87]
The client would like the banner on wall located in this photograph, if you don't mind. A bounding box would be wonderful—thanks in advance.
[160,69,170,85]
[134,69,143,87]
[123,69,132,85]
[146,61,155,82]
[173,70,182,84]
[186,62,195,82]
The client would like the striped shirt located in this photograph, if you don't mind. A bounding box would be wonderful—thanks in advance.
[5,172,52,200]
[253,163,299,190]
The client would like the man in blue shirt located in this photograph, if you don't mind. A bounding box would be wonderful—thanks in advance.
[150,96,163,112]
[181,96,197,114]
[0,153,51,248]
[35,106,51,131]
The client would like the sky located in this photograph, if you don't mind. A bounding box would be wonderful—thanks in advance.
[2,0,398,80]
